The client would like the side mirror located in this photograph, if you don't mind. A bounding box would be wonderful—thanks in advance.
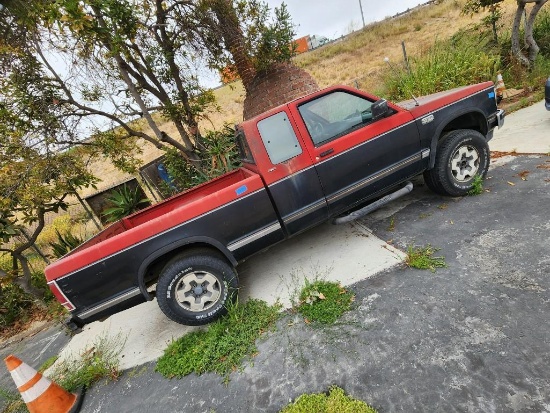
[371,99,389,122]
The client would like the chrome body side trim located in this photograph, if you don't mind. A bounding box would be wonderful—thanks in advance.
[78,288,142,319]
[227,222,282,252]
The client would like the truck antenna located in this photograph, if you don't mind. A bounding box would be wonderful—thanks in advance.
[384,57,420,106]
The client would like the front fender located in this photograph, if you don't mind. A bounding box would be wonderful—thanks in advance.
[427,108,489,169]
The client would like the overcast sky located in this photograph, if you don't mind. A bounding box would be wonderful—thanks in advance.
[266,0,425,39]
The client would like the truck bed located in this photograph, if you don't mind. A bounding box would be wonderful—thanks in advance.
[47,167,262,280]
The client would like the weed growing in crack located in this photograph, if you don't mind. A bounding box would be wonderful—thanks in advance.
[297,280,354,324]
[280,386,378,413]
[406,244,447,272]
[388,216,396,231]
[468,174,484,195]
[48,332,126,392]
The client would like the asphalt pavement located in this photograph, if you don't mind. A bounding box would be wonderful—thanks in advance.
[1,104,549,412]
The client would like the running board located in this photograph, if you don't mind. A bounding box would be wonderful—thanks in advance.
[332,182,413,225]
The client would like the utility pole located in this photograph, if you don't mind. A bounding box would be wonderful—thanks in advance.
[358,0,365,28]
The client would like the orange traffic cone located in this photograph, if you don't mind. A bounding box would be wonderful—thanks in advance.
[496,73,506,101]
[4,355,84,413]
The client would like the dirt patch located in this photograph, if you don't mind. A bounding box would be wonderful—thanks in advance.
[491,151,518,159]
[0,309,56,346]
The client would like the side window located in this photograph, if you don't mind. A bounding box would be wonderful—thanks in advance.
[257,112,302,164]
[298,91,378,146]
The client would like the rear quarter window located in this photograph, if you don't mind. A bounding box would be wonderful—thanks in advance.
[257,112,302,164]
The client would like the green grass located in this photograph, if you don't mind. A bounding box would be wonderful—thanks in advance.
[296,280,354,324]
[467,174,484,195]
[38,356,58,373]
[49,333,125,392]
[0,388,26,413]
[280,386,378,413]
[379,9,550,104]
[406,245,447,272]
[382,30,501,101]
[156,299,280,380]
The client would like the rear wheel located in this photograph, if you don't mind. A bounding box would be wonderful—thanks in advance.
[424,129,489,197]
[156,249,238,325]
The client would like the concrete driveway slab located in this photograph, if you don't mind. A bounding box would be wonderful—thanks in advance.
[492,101,550,153]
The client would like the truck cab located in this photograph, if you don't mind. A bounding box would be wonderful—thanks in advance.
[237,85,422,236]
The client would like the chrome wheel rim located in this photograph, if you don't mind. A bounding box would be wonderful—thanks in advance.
[174,271,221,312]
[450,145,480,182]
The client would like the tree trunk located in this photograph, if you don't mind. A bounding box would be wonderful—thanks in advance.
[511,1,531,67]
[243,62,320,119]
[10,209,51,303]
[525,0,548,64]
[12,253,46,303]
[209,0,257,92]
[512,0,549,67]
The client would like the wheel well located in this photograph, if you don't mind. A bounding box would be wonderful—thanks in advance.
[440,112,487,139]
[142,243,232,291]
[428,111,488,169]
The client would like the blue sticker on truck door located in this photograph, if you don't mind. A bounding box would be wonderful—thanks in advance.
[235,185,248,196]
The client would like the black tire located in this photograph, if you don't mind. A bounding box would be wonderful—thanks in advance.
[156,249,238,326]
[423,165,446,195]
[423,129,490,197]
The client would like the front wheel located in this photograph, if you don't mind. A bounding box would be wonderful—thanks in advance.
[423,129,490,197]
[156,249,238,325]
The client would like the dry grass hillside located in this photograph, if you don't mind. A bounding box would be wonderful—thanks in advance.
[83,0,519,199]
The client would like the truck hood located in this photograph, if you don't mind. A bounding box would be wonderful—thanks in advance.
[397,81,495,118]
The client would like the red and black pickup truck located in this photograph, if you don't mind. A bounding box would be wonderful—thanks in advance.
[45,82,504,329]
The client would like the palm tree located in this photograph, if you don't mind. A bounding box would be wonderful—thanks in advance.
[208,0,320,119]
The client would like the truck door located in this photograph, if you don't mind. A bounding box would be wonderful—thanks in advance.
[245,110,329,236]
[294,89,422,216]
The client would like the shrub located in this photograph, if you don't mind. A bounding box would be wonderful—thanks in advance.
[160,125,241,197]
[49,229,83,259]
[36,215,73,248]
[533,9,550,58]
[102,184,150,223]
[0,283,33,329]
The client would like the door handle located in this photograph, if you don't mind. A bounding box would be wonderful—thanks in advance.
[319,148,334,157]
